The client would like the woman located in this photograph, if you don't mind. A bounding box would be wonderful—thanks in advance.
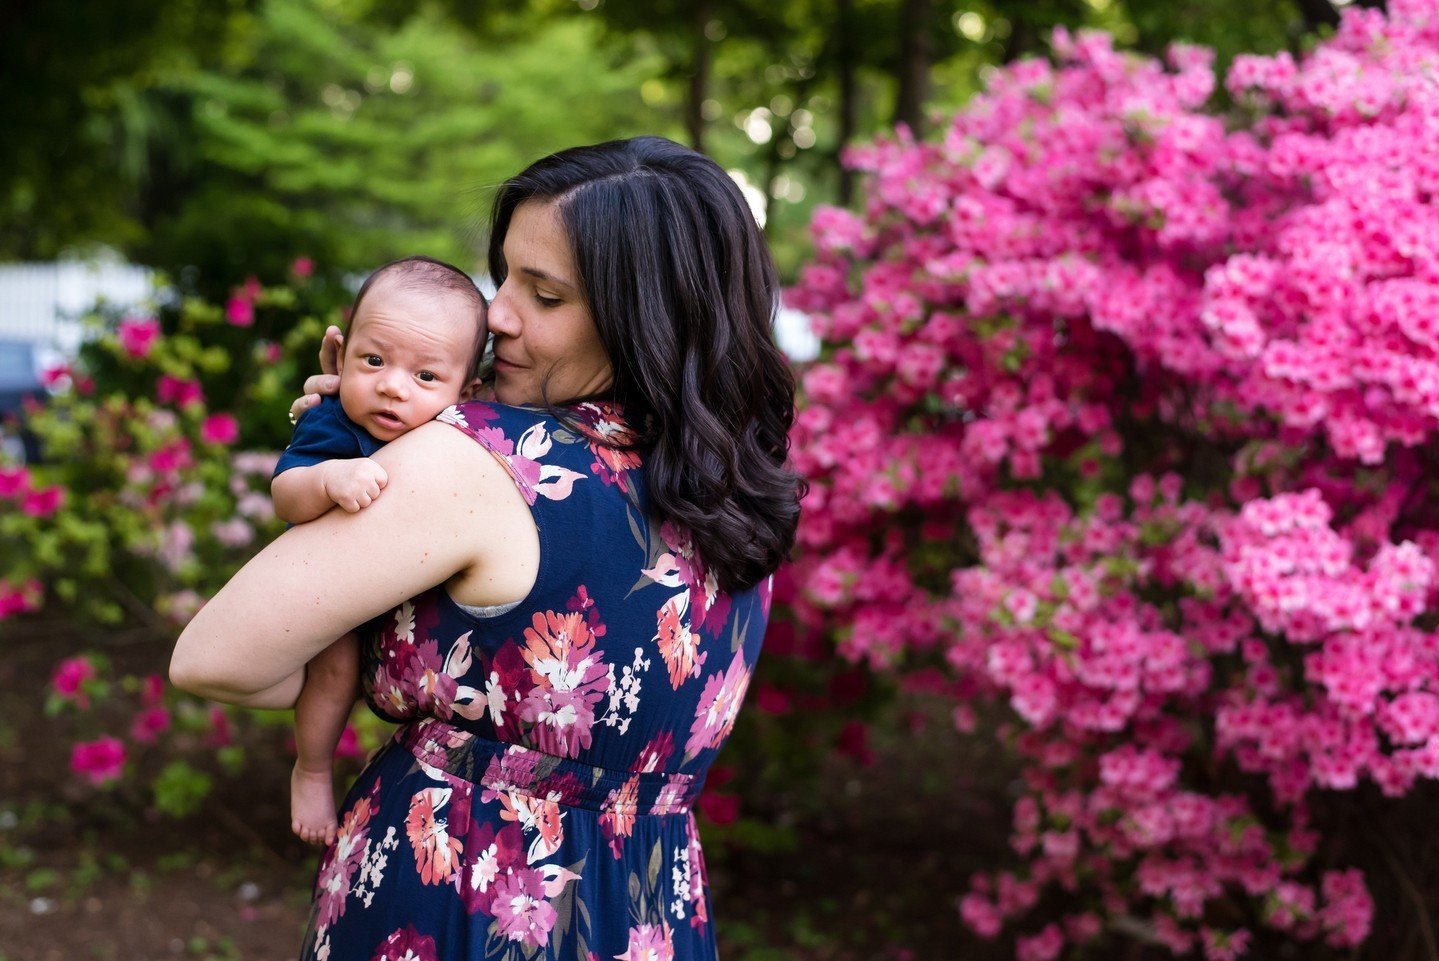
[170,136,802,960]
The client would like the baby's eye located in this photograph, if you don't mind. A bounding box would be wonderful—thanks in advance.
[417,371,437,383]
[364,354,383,367]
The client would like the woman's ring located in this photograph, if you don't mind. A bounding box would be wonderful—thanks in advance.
[288,409,298,426]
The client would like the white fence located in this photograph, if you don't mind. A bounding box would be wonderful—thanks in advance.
[0,262,154,352]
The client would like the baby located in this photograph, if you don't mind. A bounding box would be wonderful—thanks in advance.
[272,255,487,844]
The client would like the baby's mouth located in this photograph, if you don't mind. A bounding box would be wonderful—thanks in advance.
[373,410,405,430]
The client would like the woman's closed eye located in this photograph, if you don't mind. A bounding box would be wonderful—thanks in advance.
[534,291,562,308]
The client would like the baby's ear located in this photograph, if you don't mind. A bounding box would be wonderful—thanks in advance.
[458,377,484,402]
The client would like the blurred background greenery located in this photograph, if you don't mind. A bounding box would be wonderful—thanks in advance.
[0,0,1360,292]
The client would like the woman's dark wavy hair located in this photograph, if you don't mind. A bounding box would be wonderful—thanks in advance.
[487,136,803,594]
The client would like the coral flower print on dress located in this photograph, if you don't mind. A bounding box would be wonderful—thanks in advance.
[405,787,463,885]
[654,592,706,690]
[495,789,566,863]
[599,775,641,858]
[572,401,643,490]
[519,610,612,757]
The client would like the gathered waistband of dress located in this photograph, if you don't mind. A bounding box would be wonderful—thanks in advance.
[395,718,702,817]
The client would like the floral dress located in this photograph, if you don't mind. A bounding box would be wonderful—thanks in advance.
[301,401,772,961]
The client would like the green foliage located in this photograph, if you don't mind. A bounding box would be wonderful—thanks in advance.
[139,0,672,288]
[152,760,216,817]
[4,0,1345,288]
[0,0,255,258]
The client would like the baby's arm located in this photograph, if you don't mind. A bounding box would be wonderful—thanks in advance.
[272,458,389,523]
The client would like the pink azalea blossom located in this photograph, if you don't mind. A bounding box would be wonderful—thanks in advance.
[22,485,63,518]
[51,656,97,707]
[156,375,204,408]
[0,466,29,498]
[200,413,239,445]
[225,296,255,327]
[116,317,161,359]
[130,707,171,744]
[70,737,125,785]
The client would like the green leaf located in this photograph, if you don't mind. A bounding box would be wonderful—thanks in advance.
[152,760,214,818]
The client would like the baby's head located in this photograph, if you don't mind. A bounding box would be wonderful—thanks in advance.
[338,256,488,442]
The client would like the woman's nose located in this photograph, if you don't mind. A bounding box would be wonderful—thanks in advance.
[487,284,520,338]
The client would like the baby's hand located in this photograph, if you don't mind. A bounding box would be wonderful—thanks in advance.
[321,458,388,512]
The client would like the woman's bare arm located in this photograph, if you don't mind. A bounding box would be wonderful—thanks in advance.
[170,421,535,703]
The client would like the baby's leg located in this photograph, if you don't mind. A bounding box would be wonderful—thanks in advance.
[291,633,360,846]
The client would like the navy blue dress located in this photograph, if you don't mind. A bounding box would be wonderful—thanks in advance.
[300,401,771,961]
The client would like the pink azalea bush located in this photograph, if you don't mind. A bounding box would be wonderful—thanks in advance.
[0,269,336,628]
[2,262,376,813]
[788,3,1439,954]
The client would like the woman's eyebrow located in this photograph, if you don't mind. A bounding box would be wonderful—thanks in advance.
[518,266,575,291]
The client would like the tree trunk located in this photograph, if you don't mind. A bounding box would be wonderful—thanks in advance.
[893,0,931,136]
[686,0,712,153]
[836,0,857,204]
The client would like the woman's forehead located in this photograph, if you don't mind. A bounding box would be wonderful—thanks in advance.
[505,202,578,284]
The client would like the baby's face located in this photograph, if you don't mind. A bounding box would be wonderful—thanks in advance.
[337,283,485,442]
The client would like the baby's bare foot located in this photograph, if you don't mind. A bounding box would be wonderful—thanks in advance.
[291,762,338,846]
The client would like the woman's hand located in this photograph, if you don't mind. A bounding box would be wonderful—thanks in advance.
[289,325,345,422]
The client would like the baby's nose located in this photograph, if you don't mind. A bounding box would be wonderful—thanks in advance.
[379,372,409,399]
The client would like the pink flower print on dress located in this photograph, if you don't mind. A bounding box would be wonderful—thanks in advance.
[684,649,753,760]
[314,789,375,929]
[370,925,439,961]
[631,731,675,773]
[616,922,675,961]
[457,821,526,917]
[658,522,730,634]
[508,424,587,505]
[492,867,559,948]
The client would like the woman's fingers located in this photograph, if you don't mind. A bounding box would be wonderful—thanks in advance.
[289,393,317,422]
[320,326,343,376]
[303,373,341,397]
